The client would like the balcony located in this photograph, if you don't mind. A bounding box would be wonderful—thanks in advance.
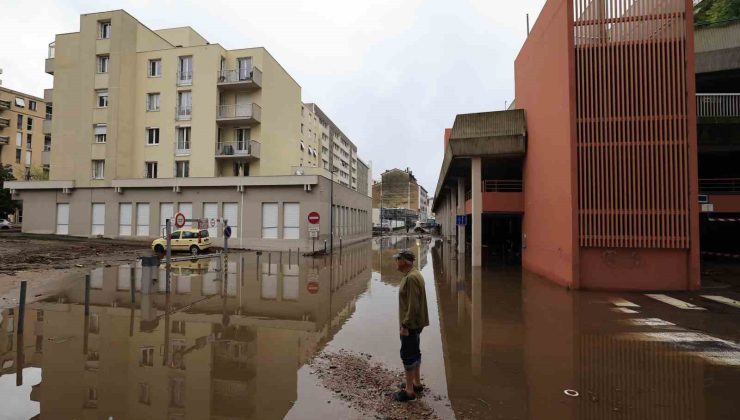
[175,106,192,121]
[43,118,52,135]
[0,117,9,129]
[215,140,260,160]
[217,67,262,90]
[0,99,10,110]
[216,103,261,125]
[697,94,740,120]
[43,89,53,103]
[42,150,51,166]
[45,42,55,75]
[0,136,9,145]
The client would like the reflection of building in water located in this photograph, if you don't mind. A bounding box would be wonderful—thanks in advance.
[432,239,713,420]
[0,307,44,379]
[5,243,371,419]
[372,236,431,285]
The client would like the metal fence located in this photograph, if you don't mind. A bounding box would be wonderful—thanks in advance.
[696,94,740,117]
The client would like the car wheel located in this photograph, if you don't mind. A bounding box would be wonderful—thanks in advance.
[190,245,199,256]
[154,244,165,253]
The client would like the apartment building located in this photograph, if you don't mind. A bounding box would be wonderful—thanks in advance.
[0,87,49,180]
[6,10,371,250]
[372,168,428,227]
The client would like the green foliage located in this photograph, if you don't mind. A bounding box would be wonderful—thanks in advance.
[29,166,49,181]
[0,164,19,218]
[695,0,740,26]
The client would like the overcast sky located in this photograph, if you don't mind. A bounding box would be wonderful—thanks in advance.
[0,0,546,192]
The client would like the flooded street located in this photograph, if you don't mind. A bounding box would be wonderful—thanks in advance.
[1,236,739,419]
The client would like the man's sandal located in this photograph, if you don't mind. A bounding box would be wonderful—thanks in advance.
[398,383,424,393]
[393,389,416,402]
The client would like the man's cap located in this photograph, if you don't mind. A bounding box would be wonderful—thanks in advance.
[393,249,416,261]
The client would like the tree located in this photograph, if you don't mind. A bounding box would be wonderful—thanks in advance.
[0,164,19,218]
[29,166,49,181]
[695,0,740,26]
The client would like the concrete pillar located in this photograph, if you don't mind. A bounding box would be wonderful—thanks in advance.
[457,177,466,254]
[471,267,482,375]
[471,157,482,267]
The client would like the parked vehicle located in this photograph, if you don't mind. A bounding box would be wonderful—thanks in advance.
[151,229,211,255]
[0,219,15,230]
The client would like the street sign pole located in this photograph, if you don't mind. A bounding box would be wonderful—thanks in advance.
[165,218,172,294]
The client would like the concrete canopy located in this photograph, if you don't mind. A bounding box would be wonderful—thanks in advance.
[432,109,527,212]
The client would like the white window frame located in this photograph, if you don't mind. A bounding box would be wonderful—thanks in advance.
[146,93,160,112]
[98,21,111,39]
[177,56,193,85]
[283,203,300,239]
[176,126,191,154]
[146,127,159,145]
[136,203,150,236]
[223,202,239,239]
[25,150,31,166]
[92,160,105,179]
[91,203,105,236]
[96,90,108,108]
[56,203,69,234]
[148,59,161,77]
[29,100,37,111]
[261,203,278,239]
[140,347,154,367]
[145,161,157,179]
[15,97,25,108]
[175,161,189,178]
[94,124,107,143]
[119,203,132,236]
[97,55,109,73]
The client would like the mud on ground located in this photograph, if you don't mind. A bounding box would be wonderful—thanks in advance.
[0,232,149,275]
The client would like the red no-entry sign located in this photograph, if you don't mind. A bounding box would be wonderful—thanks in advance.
[308,212,320,224]
[307,281,320,294]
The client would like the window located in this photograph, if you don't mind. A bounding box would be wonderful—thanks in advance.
[92,160,105,179]
[301,123,304,134]
[159,203,174,233]
[27,117,33,131]
[283,203,300,239]
[16,115,22,130]
[176,127,190,153]
[145,162,157,179]
[169,378,185,408]
[138,383,151,405]
[25,151,31,166]
[15,149,21,164]
[261,203,278,239]
[148,59,161,77]
[172,320,186,334]
[146,127,159,145]
[146,93,160,111]
[175,161,189,178]
[26,134,32,150]
[136,203,150,236]
[119,203,132,236]
[176,91,192,119]
[98,21,111,39]
[177,56,192,85]
[223,202,238,239]
[15,97,25,108]
[94,124,107,143]
[88,313,100,334]
[96,90,108,108]
[140,347,155,367]
[97,55,109,73]
[56,203,69,234]
[91,203,105,235]
[29,100,37,111]
[237,57,252,80]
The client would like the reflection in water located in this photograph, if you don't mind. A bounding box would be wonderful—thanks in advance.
[0,243,371,420]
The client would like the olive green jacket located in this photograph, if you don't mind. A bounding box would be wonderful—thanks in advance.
[398,268,430,330]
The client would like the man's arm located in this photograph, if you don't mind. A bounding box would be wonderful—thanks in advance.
[401,278,420,329]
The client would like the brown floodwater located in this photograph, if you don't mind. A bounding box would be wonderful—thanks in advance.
[1,236,739,419]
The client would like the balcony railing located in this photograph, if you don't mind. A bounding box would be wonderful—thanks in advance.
[215,140,260,159]
[175,105,192,121]
[217,67,262,89]
[699,178,740,193]
[697,94,740,118]
[0,136,9,145]
[177,71,193,86]
[0,117,10,128]
[216,103,261,124]
[42,150,51,166]
[0,99,10,110]
[483,180,523,192]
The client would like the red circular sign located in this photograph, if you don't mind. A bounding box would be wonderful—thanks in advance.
[307,281,320,294]
[308,212,320,224]
[174,212,186,228]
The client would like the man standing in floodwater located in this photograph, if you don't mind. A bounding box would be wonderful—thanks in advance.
[393,249,429,402]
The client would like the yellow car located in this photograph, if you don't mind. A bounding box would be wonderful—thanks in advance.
[152,228,212,255]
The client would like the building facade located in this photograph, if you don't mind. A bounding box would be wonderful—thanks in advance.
[372,168,428,227]
[0,87,49,180]
[433,0,700,291]
[7,10,371,250]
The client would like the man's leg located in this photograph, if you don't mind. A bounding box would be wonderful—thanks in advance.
[404,367,416,395]
[413,364,421,387]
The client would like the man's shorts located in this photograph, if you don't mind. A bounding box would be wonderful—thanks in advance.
[400,328,422,371]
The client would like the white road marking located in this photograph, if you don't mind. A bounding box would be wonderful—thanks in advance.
[609,297,640,308]
[624,318,675,326]
[701,295,740,309]
[611,307,639,314]
[644,294,706,310]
